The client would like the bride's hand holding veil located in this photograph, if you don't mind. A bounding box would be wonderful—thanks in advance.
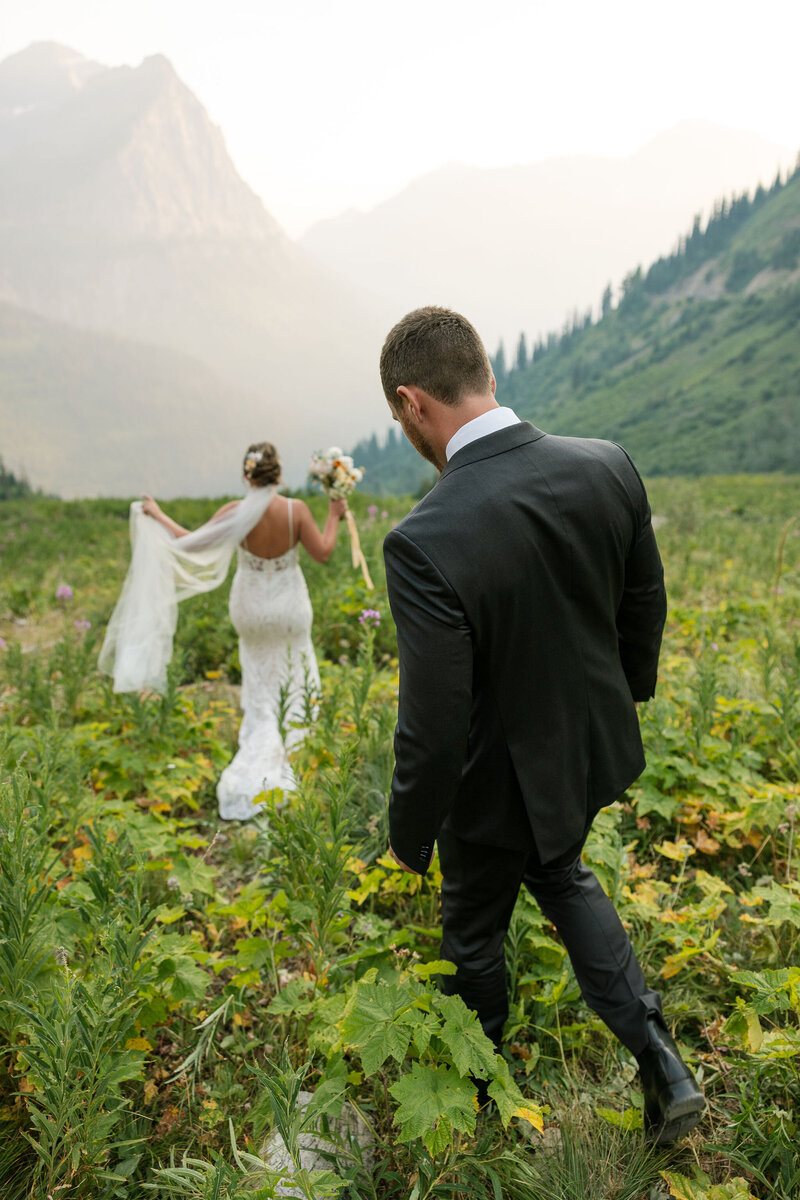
[140,492,190,539]
[140,493,239,540]
[99,486,274,694]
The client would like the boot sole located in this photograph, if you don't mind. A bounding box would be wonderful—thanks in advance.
[649,1082,706,1145]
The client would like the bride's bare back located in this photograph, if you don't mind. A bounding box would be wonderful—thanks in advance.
[242,494,346,563]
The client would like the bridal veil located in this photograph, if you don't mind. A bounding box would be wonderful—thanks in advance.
[99,486,276,692]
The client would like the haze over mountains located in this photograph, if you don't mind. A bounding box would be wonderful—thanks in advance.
[0,41,796,498]
[0,42,383,496]
[302,122,795,353]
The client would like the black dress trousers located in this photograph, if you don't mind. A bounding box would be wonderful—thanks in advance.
[436,823,663,1056]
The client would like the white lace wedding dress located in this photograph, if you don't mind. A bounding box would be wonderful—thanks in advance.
[216,500,320,821]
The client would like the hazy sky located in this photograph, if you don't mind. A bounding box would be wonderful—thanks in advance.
[4,0,800,236]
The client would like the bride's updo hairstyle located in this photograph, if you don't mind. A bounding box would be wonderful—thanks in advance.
[243,442,281,487]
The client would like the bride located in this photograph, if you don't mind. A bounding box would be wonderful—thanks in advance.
[99,441,346,820]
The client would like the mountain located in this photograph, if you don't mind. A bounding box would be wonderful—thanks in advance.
[0,43,386,491]
[351,165,800,493]
[301,121,795,353]
[0,300,266,497]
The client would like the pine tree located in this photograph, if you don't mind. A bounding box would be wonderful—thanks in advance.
[0,457,33,500]
[515,332,528,371]
[491,341,507,383]
[601,284,613,318]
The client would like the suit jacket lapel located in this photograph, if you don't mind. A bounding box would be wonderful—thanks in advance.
[438,421,547,483]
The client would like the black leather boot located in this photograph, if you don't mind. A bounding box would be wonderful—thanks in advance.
[635,1014,706,1145]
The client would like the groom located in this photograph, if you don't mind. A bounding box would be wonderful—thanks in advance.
[380,306,705,1144]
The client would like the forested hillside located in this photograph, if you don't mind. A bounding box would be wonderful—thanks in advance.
[353,162,800,494]
[0,456,33,499]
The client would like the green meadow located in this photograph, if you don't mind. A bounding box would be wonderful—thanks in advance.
[0,479,798,1199]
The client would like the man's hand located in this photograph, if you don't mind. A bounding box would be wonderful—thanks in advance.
[388,843,422,874]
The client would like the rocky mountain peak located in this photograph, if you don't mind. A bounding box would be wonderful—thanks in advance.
[0,42,104,116]
[0,44,278,240]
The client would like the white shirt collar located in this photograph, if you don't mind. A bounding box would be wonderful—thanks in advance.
[445,406,521,462]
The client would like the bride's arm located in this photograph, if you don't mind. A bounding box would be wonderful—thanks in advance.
[141,495,190,538]
[296,497,347,563]
[141,495,240,539]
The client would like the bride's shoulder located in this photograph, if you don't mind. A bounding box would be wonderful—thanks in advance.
[209,499,241,524]
[286,496,310,518]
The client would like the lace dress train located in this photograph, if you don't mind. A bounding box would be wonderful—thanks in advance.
[216,507,319,820]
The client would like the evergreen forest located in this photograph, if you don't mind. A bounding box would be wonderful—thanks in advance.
[352,161,800,495]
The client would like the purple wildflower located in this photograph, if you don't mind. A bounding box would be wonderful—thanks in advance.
[711,643,719,651]
[0,638,6,650]
[56,584,73,601]
[381,510,388,519]
[367,504,379,520]
[358,608,381,627]
[74,620,91,631]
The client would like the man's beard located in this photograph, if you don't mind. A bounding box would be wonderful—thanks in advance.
[404,424,443,472]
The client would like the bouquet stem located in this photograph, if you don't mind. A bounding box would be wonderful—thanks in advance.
[344,510,374,590]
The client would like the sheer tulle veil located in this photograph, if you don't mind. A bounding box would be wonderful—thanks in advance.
[98,486,276,693]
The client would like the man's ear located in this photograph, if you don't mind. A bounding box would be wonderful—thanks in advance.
[491,374,496,395]
[396,385,424,423]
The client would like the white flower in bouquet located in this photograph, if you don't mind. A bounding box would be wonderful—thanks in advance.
[309,446,366,500]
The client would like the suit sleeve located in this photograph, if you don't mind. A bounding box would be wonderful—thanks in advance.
[383,528,473,873]
[614,451,667,701]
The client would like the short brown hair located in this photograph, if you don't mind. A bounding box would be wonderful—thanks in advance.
[243,442,281,487]
[379,306,493,407]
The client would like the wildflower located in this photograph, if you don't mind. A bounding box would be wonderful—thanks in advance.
[56,583,74,601]
[710,642,719,651]
[358,608,381,627]
[74,619,91,631]
[737,863,752,876]
[381,510,388,519]
[367,504,379,520]
[166,875,181,892]
[0,638,6,650]
[54,946,69,966]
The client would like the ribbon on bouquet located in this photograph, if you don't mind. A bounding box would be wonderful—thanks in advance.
[344,509,374,590]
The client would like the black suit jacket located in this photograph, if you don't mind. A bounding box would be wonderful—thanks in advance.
[383,422,666,872]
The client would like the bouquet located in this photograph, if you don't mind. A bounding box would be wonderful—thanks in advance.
[308,448,364,499]
[309,447,373,589]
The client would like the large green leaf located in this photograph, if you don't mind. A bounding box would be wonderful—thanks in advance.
[752,880,800,928]
[389,1062,476,1155]
[340,978,416,1076]
[435,993,498,1080]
